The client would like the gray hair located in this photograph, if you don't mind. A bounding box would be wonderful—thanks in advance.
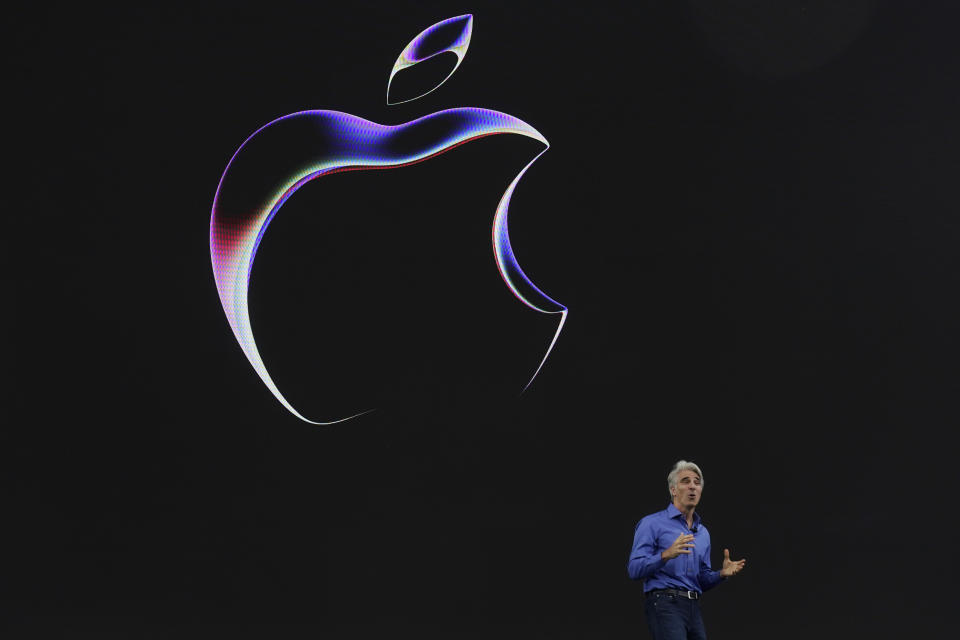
[667,460,704,497]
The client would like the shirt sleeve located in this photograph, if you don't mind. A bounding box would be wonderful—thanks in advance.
[627,517,665,581]
[698,535,726,591]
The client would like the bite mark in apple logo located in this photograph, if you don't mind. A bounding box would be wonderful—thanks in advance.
[210,14,566,424]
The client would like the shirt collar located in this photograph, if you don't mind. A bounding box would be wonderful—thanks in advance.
[666,502,701,527]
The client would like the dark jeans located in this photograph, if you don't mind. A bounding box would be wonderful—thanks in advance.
[644,590,707,640]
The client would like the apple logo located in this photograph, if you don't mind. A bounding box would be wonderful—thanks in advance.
[210,14,565,424]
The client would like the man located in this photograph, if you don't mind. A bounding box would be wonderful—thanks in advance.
[627,460,746,639]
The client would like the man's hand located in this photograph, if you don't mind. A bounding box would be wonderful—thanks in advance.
[720,548,746,577]
[661,533,695,561]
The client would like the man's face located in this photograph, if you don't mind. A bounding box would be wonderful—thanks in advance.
[671,469,702,509]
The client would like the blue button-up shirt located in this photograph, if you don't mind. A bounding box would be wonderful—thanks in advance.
[627,503,725,593]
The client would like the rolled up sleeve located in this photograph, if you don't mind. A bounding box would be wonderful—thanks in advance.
[698,537,725,591]
[627,517,664,581]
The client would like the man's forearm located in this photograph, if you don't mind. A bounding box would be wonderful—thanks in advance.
[627,554,666,580]
[699,567,726,591]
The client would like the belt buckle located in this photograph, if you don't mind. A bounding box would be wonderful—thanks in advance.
[687,590,697,600]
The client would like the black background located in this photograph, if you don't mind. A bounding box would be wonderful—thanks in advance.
[8,0,959,637]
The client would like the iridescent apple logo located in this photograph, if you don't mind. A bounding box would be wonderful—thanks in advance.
[210,15,565,424]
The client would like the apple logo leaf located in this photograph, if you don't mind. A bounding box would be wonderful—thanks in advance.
[387,14,473,105]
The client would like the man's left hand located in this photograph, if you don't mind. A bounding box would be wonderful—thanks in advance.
[720,548,746,577]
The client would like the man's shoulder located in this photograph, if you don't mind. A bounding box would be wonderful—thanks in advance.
[636,506,672,527]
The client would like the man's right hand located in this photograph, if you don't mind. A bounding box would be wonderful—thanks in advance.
[661,533,695,561]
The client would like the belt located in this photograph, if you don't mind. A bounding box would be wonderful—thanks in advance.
[648,588,700,600]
